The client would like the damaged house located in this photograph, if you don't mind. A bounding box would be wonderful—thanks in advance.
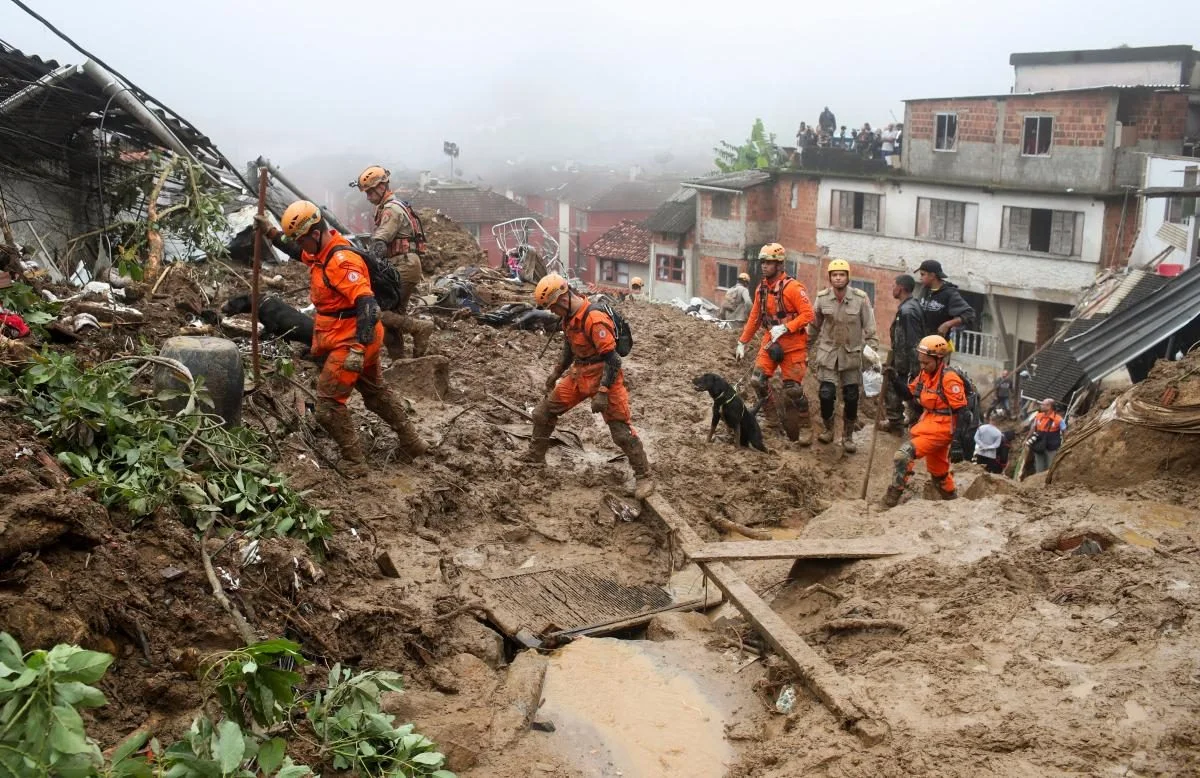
[0,42,253,283]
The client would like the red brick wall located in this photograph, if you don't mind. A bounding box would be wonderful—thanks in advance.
[745,185,776,223]
[700,191,741,221]
[809,264,904,349]
[1099,197,1142,270]
[698,255,750,303]
[1122,92,1189,142]
[907,99,999,144]
[1001,93,1111,148]
[776,177,819,254]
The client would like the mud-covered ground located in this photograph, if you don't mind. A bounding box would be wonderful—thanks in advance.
[2,258,1198,776]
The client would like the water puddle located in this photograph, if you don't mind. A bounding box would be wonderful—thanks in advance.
[539,637,732,777]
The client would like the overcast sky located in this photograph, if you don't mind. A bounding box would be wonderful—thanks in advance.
[0,0,1190,182]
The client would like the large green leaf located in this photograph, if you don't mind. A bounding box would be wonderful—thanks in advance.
[0,633,23,670]
[109,729,151,766]
[59,649,114,684]
[54,681,107,708]
[48,703,91,754]
[411,751,446,767]
[256,738,285,775]
[214,719,244,774]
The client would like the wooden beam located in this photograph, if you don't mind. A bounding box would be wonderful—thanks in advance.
[644,495,888,745]
[690,539,903,562]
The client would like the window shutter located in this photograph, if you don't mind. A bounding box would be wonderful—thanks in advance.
[916,197,932,237]
[930,200,946,239]
[1049,210,1073,256]
[862,195,879,232]
[946,201,965,243]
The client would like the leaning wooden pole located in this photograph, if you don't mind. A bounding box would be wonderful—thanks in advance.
[250,167,268,385]
[860,391,885,500]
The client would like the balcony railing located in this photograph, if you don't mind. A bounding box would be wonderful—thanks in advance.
[951,329,1002,362]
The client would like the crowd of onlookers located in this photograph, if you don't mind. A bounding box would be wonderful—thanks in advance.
[795,107,903,167]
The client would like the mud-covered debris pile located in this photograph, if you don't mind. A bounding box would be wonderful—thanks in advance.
[1052,348,1200,488]
[419,209,489,277]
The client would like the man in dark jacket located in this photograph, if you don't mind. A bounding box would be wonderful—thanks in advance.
[882,274,924,432]
[916,259,975,337]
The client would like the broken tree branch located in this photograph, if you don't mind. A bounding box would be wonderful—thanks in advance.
[707,512,771,540]
[822,618,907,633]
[144,156,181,284]
[200,529,258,645]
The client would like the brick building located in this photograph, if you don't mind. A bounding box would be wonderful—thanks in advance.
[406,186,538,267]
[644,189,697,301]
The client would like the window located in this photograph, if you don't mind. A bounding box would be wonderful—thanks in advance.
[935,113,957,152]
[784,259,798,279]
[656,254,685,283]
[916,197,971,243]
[544,199,555,218]
[600,260,630,285]
[575,210,588,232]
[831,190,881,232]
[717,263,740,289]
[1023,116,1053,156]
[464,223,480,241]
[1166,167,1199,224]
[1002,207,1083,256]
[712,193,733,219]
[790,182,799,209]
[849,279,876,303]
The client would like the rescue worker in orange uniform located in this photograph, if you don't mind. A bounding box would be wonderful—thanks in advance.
[353,166,434,359]
[735,243,816,444]
[881,334,966,507]
[522,274,655,499]
[258,200,428,477]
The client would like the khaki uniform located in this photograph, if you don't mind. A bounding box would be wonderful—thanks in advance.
[811,286,878,386]
[372,196,432,359]
[719,283,752,324]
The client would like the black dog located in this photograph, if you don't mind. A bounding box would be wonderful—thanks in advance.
[220,294,313,345]
[692,373,767,452]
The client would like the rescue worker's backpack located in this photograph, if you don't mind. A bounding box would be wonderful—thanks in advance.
[936,366,980,463]
[394,199,428,255]
[321,244,406,313]
[584,301,633,357]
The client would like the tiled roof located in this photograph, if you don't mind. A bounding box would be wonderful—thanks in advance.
[643,189,696,235]
[684,170,773,192]
[585,180,679,212]
[407,187,537,225]
[586,220,651,264]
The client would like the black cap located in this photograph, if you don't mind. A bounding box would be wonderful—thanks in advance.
[917,260,946,279]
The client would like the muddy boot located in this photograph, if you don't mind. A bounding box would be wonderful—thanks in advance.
[315,402,369,478]
[795,413,814,447]
[610,421,655,500]
[521,406,555,464]
[379,310,408,360]
[410,319,434,358]
[880,485,903,509]
[818,419,835,445]
[931,474,958,500]
[364,391,429,461]
[842,433,857,454]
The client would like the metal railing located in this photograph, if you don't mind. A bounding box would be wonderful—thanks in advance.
[951,329,1002,361]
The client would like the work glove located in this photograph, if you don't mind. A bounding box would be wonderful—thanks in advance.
[544,372,560,394]
[343,347,364,374]
[769,324,788,342]
[591,391,610,414]
[253,213,280,241]
[735,342,746,361]
[355,295,380,344]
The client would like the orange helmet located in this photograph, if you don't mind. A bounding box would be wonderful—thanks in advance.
[534,273,569,308]
[280,200,323,240]
[917,335,950,358]
[354,165,390,191]
[630,277,644,289]
[759,243,786,262]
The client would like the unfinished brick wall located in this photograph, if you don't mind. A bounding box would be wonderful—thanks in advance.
[1001,93,1112,148]
[1122,92,1189,142]
[907,99,999,144]
[698,255,749,303]
[776,177,819,254]
[1099,196,1142,269]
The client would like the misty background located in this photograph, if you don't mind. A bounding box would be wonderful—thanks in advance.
[0,0,1187,192]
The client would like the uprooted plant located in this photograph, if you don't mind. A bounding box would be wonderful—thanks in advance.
[204,639,310,729]
[0,350,331,548]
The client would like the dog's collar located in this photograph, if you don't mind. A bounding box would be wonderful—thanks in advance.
[717,389,739,408]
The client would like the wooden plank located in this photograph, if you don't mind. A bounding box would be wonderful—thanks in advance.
[644,494,888,745]
[690,539,904,562]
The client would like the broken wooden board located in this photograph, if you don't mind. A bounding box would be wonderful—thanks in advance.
[478,561,718,645]
[644,494,888,745]
[691,539,904,562]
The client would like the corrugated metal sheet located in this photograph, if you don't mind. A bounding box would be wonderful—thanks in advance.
[1067,262,1200,380]
[1022,318,1106,403]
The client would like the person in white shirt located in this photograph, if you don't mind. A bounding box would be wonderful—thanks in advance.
[881,124,899,167]
[973,421,1005,474]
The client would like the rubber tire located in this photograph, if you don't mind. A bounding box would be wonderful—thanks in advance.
[156,336,244,426]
